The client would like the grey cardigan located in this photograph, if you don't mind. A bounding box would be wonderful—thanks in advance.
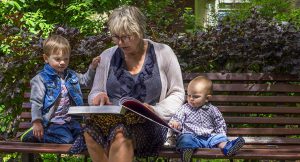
[89,39,185,121]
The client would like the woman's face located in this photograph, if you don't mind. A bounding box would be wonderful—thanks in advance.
[112,33,142,55]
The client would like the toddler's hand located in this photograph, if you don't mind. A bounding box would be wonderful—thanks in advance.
[32,120,44,140]
[91,56,101,70]
[169,120,181,130]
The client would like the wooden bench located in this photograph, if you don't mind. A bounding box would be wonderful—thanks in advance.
[1,73,300,161]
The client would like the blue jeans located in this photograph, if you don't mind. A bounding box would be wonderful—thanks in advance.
[22,120,81,144]
[176,133,228,150]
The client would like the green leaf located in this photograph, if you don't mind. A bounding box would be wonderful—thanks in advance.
[7,1,22,10]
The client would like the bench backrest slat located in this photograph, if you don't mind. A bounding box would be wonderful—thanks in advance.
[212,84,300,92]
[183,73,299,81]
[210,95,300,102]
[219,106,300,114]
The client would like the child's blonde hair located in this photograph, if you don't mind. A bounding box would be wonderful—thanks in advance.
[189,76,213,95]
[43,35,71,56]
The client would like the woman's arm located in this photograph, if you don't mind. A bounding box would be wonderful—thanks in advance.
[88,47,117,105]
[152,43,185,121]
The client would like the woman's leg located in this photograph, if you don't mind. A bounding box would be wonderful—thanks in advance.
[109,130,134,162]
[84,132,108,162]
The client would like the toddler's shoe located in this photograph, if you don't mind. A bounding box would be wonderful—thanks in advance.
[222,137,245,156]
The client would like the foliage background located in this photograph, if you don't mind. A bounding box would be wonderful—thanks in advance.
[1,0,300,139]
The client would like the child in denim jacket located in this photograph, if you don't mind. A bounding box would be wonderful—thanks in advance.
[169,76,245,162]
[21,35,100,145]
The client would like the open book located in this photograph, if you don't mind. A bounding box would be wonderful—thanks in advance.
[68,97,180,133]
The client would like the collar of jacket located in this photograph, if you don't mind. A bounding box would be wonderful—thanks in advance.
[189,102,211,110]
[43,63,69,77]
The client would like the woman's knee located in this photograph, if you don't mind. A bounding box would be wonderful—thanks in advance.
[112,131,132,147]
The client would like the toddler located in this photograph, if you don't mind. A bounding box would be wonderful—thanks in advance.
[169,76,245,162]
[21,35,100,145]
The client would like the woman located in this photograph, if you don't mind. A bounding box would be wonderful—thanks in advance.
[85,6,185,162]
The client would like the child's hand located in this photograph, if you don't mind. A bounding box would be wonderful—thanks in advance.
[32,120,44,139]
[91,56,101,70]
[169,120,181,130]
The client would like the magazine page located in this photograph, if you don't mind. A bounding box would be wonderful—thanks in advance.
[119,97,180,133]
[68,105,124,115]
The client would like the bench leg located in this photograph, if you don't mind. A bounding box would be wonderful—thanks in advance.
[57,154,61,162]
[21,153,35,162]
[84,155,88,162]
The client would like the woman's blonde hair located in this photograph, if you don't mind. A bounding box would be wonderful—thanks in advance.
[43,35,71,56]
[108,5,146,39]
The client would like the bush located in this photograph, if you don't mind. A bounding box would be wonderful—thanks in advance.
[159,8,300,75]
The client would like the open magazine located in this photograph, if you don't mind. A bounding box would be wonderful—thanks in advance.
[68,97,180,133]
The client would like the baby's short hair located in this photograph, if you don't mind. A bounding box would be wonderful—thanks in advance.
[43,35,71,56]
[190,76,213,95]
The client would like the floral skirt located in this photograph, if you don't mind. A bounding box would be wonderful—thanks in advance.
[84,113,168,157]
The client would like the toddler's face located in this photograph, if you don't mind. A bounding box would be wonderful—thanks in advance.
[187,82,209,108]
[43,50,70,73]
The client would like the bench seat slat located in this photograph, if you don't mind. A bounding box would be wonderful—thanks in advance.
[237,137,300,145]
[228,128,300,136]
[159,148,300,160]
[0,141,82,154]
[1,141,300,160]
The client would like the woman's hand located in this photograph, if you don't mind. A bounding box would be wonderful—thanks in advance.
[32,120,44,139]
[92,92,112,106]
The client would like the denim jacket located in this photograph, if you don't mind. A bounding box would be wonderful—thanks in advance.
[30,63,96,125]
